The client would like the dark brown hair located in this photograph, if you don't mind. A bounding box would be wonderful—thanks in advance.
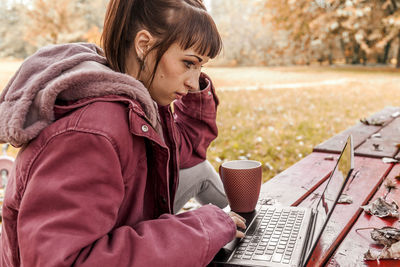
[101,0,222,78]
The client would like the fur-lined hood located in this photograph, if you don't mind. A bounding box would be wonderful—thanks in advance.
[0,43,161,147]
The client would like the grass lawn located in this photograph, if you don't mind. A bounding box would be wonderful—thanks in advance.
[2,61,400,182]
[205,65,400,182]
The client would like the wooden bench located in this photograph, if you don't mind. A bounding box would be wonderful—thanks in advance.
[260,106,400,266]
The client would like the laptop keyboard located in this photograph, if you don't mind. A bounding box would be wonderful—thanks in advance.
[231,206,305,264]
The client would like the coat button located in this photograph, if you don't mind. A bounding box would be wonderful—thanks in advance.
[208,91,212,96]
[141,125,149,132]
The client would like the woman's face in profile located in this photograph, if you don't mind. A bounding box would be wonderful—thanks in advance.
[144,43,210,106]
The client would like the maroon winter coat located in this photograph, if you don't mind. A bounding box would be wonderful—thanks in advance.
[0,43,235,266]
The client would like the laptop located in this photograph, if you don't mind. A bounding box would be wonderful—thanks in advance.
[212,135,354,267]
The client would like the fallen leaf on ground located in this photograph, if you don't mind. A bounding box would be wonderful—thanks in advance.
[360,197,399,218]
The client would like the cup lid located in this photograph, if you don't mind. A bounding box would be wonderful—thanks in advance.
[221,160,261,170]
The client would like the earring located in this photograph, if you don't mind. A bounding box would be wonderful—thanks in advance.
[137,56,145,71]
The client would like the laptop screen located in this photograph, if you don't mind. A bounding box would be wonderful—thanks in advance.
[307,135,354,259]
[315,135,354,221]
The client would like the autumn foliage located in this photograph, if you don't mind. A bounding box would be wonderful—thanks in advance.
[2,0,400,67]
[0,0,106,58]
[263,0,400,67]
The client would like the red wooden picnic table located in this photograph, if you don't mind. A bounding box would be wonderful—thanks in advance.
[259,106,400,267]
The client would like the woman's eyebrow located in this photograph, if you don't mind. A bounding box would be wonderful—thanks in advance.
[185,54,203,62]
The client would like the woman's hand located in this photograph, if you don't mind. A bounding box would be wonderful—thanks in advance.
[228,211,246,238]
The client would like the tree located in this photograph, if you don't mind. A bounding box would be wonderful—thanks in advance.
[210,0,283,66]
[24,0,88,47]
[263,0,400,67]
[379,0,400,67]
[0,2,34,58]
[264,0,322,65]
[0,0,107,58]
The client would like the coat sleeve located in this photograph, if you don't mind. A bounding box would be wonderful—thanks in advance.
[173,72,219,169]
[17,131,235,267]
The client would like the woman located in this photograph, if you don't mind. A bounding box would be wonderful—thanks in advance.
[0,0,246,266]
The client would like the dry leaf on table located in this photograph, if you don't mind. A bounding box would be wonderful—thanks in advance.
[360,197,399,218]
[365,240,400,260]
[391,111,400,118]
[373,144,383,151]
[364,227,400,260]
[338,194,353,204]
[360,118,385,126]
[324,155,335,161]
[382,157,399,164]
[371,133,382,138]
[370,227,400,246]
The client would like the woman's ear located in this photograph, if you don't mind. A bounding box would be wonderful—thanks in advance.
[134,30,154,60]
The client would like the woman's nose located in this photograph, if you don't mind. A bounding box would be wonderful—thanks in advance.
[185,72,200,91]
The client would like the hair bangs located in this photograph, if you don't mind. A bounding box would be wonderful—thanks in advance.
[175,8,222,58]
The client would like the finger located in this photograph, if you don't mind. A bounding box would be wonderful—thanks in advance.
[229,211,246,223]
[236,230,245,238]
[230,212,246,228]
[231,216,246,230]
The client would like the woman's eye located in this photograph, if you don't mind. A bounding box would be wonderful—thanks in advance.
[183,60,195,69]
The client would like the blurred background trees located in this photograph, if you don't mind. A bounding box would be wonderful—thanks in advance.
[263,0,400,66]
[0,0,106,58]
[2,0,400,67]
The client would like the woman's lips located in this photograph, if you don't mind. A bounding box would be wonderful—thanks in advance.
[175,92,187,100]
